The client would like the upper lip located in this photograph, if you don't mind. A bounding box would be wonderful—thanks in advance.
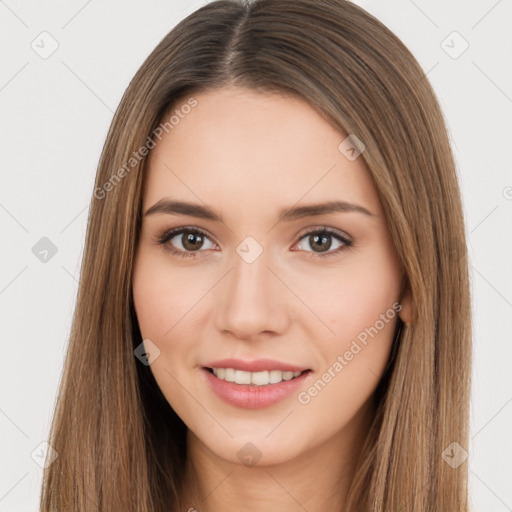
[203,358,310,373]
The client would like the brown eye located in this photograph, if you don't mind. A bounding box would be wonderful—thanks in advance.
[181,231,205,251]
[156,227,216,258]
[295,227,353,257]
[307,233,332,252]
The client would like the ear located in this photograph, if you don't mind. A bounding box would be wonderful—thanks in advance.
[398,280,413,324]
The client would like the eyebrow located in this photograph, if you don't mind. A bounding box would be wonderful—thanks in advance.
[143,198,375,222]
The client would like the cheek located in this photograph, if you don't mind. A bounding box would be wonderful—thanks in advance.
[294,250,401,398]
[132,250,213,383]
[132,250,204,340]
[132,253,202,420]
[295,252,401,342]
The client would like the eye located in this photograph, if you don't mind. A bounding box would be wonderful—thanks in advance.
[154,225,353,260]
[155,227,216,259]
[294,227,353,258]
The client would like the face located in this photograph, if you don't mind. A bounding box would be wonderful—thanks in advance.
[132,86,410,467]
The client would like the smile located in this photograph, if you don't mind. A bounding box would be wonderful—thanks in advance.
[208,367,304,386]
[202,367,313,409]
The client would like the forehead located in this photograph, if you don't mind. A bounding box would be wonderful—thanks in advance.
[143,87,383,219]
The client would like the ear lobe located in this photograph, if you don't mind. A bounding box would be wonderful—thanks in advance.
[398,282,413,324]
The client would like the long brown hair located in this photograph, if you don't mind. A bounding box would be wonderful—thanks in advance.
[39,1,472,510]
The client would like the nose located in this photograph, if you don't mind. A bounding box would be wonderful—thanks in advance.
[213,245,290,341]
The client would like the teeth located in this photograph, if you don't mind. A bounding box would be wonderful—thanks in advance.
[211,368,303,386]
[235,370,251,385]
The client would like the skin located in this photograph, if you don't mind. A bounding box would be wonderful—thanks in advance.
[132,86,412,511]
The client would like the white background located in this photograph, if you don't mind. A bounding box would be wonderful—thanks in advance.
[1,0,511,510]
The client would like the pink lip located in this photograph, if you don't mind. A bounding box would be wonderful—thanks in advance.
[202,368,313,409]
[203,358,309,373]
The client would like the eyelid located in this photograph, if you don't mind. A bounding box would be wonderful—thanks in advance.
[153,226,217,254]
[154,224,353,258]
[291,225,353,258]
[294,225,353,243]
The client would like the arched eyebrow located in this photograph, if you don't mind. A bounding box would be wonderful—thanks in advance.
[143,198,376,222]
[278,200,375,221]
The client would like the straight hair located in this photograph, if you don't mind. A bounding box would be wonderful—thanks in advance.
[40,1,472,510]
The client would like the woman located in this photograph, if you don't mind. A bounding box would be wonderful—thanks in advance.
[39,1,472,510]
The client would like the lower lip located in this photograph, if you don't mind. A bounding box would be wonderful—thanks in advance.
[202,368,312,409]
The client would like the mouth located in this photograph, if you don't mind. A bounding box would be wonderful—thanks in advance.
[201,366,313,409]
[203,367,312,386]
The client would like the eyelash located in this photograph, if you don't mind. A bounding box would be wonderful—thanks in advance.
[154,226,354,260]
